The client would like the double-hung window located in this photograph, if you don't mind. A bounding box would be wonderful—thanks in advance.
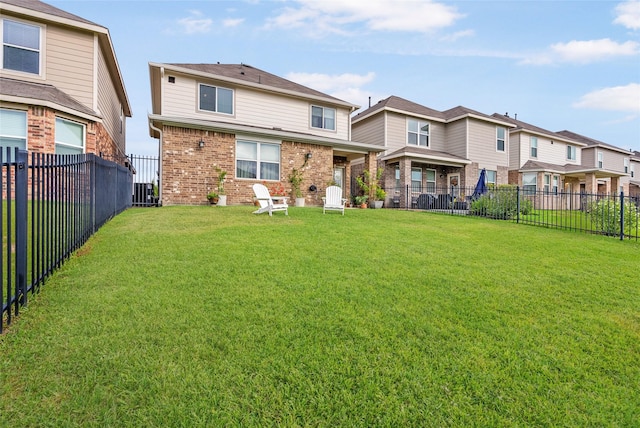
[496,127,506,152]
[530,136,538,158]
[55,118,84,154]
[311,106,335,131]
[552,175,559,194]
[486,170,497,186]
[425,169,436,193]
[198,84,233,114]
[411,167,422,193]
[2,19,41,75]
[567,145,576,161]
[0,108,27,160]
[236,140,280,180]
[597,151,603,169]
[523,173,537,195]
[631,164,635,178]
[624,158,629,174]
[543,174,551,194]
[407,119,429,147]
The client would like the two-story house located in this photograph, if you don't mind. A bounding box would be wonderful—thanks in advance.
[0,0,131,161]
[351,96,515,208]
[629,151,640,199]
[148,62,383,206]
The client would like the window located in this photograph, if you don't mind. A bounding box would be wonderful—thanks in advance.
[496,127,506,152]
[2,19,40,74]
[425,169,436,193]
[311,106,335,130]
[198,84,233,114]
[411,167,422,193]
[631,164,635,178]
[624,158,629,174]
[486,170,497,186]
[236,140,280,180]
[552,175,559,194]
[567,145,576,161]
[55,118,84,154]
[407,119,429,147]
[530,136,538,158]
[395,166,400,189]
[0,108,27,161]
[543,174,551,194]
[523,173,537,195]
[597,151,603,169]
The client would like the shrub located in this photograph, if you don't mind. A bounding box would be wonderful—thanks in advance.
[470,185,533,219]
[588,197,639,236]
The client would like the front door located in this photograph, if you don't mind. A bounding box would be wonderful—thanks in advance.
[448,173,460,197]
[333,167,345,189]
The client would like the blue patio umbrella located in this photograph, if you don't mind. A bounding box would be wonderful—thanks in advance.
[472,168,487,199]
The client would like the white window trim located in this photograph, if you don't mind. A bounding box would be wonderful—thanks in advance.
[54,117,85,154]
[407,118,430,148]
[597,151,603,169]
[0,108,28,156]
[624,158,629,174]
[567,145,577,161]
[496,127,506,152]
[310,105,336,131]
[0,18,44,77]
[485,170,497,185]
[530,136,538,158]
[235,139,281,181]
[425,168,436,193]
[411,167,422,193]
[197,83,234,115]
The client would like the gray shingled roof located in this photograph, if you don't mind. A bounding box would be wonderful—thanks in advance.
[383,145,469,163]
[168,63,353,106]
[489,113,581,143]
[353,95,446,121]
[0,77,98,118]
[557,130,633,154]
[1,0,100,27]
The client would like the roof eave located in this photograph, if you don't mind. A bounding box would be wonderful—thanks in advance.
[1,94,101,122]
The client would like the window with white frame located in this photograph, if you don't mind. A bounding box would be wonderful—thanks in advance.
[530,136,538,158]
[55,118,84,154]
[425,169,436,193]
[311,106,335,131]
[198,83,233,114]
[395,166,400,190]
[523,173,537,195]
[407,119,429,147]
[496,127,506,152]
[236,140,280,180]
[631,163,635,178]
[2,19,41,75]
[552,175,559,194]
[543,174,551,194]
[411,167,422,193]
[0,108,27,158]
[624,158,629,174]
[567,145,576,161]
[485,170,497,186]
[598,151,603,169]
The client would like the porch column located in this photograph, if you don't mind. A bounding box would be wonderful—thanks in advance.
[610,176,620,195]
[584,172,597,194]
[363,152,378,202]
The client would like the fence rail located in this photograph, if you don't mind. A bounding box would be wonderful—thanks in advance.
[388,184,640,240]
[2,148,132,332]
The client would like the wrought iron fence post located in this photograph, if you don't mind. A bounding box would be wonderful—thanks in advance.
[15,149,28,307]
[516,186,521,224]
[620,191,624,241]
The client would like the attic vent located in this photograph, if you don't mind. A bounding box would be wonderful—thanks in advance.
[168,76,175,83]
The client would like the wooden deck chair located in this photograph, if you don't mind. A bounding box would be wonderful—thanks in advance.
[252,183,288,216]
[322,186,347,215]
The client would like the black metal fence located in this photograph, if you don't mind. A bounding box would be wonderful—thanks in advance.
[2,148,132,332]
[389,184,640,241]
[100,153,159,207]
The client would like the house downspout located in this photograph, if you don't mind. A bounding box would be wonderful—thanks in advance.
[149,120,163,206]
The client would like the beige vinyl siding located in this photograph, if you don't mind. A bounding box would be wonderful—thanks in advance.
[45,25,94,109]
[428,121,446,151]
[443,119,466,158]
[581,147,595,167]
[600,150,626,172]
[161,74,351,140]
[385,112,407,151]
[509,133,522,168]
[467,119,508,167]
[96,45,125,150]
[352,114,385,147]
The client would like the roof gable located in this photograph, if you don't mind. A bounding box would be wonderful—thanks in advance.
[1,0,99,27]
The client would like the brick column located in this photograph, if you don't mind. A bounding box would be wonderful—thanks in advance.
[584,173,597,194]
[610,176,620,195]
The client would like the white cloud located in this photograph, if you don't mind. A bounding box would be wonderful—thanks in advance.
[223,18,245,28]
[520,39,640,65]
[266,0,463,37]
[177,10,213,34]
[573,83,640,113]
[614,0,640,30]
[439,29,475,42]
[286,71,377,106]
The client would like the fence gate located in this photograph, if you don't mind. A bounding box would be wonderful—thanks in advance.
[128,154,159,207]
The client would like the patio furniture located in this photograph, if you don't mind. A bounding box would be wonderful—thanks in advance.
[252,183,288,216]
[322,185,347,215]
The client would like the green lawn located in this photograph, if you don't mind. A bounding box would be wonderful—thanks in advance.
[1,206,639,427]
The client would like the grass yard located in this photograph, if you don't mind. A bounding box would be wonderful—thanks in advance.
[1,206,639,427]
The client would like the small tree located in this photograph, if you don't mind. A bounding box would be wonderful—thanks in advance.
[356,168,386,201]
[288,168,304,198]
[215,167,227,195]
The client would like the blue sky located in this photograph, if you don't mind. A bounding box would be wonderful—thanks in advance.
[49,0,640,155]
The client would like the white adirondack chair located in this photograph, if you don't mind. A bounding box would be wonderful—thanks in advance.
[322,186,347,215]
[252,183,288,216]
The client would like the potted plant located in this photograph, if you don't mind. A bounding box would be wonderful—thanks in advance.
[354,195,368,208]
[215,167,228,206]
[207,191,219,205]
[288,167,305,207]
[356,168,386,209]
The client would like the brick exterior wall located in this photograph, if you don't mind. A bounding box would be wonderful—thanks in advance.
[160,125,342,206]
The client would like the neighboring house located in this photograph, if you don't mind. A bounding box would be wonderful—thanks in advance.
[351,96,515,207]
[147,62,383,206]
[0,0,131,160]
[493,114,630,196]
[629,151,640,199]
